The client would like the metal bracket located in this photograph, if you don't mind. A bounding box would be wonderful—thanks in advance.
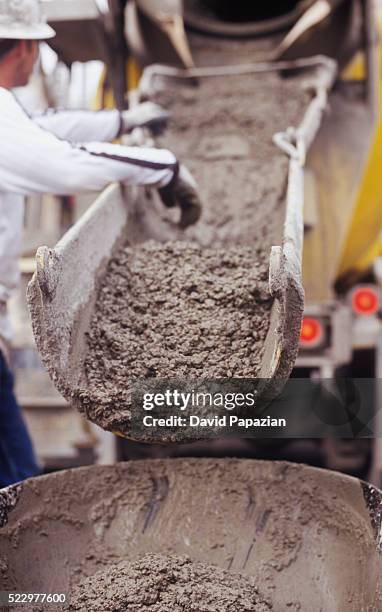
[273,128,306,165]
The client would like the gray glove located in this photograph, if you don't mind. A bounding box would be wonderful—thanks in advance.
[159,164,202,228]
[121,102,170,135]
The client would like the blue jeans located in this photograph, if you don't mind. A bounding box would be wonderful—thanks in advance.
[0,351,40,488]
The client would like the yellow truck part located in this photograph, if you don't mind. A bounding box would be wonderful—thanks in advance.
[335,16,382,282]
[302,5,380,299]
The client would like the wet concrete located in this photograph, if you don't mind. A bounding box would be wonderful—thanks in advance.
[77,73,310,435]
[156,72,309,250]
[69,553,272,611]
[81,242,272,432]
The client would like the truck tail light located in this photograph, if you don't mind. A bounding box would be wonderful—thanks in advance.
[351,287,379,316]
[300,317,324,348]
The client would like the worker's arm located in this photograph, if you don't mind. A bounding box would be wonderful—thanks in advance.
[32,108,123,143]
[32,102,170,143]
[0,91,177,195]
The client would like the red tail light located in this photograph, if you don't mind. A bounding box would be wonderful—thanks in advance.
[300,317,323,348]
[351,287,379,316]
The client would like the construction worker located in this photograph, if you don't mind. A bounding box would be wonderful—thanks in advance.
[0,0,201,488]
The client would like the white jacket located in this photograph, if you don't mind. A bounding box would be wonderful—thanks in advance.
[0,87,178,345]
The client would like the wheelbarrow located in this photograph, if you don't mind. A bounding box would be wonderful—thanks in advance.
[0,459,381,610]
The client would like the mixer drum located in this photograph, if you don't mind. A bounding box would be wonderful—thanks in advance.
[200,0,302,22]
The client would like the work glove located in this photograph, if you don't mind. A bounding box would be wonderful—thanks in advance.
[159,164,202,228]
[121,102,170,135]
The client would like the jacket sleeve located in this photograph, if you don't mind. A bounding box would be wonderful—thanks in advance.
[0,95,178,196]
[32,108,122,143]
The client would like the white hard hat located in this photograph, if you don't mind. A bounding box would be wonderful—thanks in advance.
[0,0,55,40]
